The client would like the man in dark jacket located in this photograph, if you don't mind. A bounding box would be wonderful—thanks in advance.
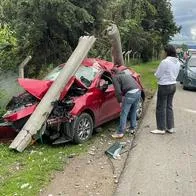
[111,67,141,138]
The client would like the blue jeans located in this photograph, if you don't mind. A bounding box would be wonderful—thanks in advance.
[118,90,141,134]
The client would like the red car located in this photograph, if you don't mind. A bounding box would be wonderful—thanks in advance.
[0,58,145,144]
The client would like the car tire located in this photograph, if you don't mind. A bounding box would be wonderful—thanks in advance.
[73,113,93,144]
[136,97,144,120]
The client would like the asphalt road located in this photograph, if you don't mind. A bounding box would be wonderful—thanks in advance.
[114,84,196,196]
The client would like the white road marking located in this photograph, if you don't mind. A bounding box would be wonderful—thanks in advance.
[183,108,196,114]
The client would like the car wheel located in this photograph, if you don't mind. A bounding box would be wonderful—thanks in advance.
[73,113,93,144]
[136,97,144,120]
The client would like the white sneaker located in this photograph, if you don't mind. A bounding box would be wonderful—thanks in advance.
[150,129,165,134]
[167,128,176,133]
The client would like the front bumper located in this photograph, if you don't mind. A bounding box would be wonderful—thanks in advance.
[184,77,196,88]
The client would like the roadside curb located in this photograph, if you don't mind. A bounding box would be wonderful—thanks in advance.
[113,92,157,196]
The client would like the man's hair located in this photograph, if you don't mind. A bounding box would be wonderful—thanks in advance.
[164,44,177,57]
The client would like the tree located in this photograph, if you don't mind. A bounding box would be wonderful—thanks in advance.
[0,0,181,72]
[0,0,108,74]
[149,0,180,46]
[0,24,19,71]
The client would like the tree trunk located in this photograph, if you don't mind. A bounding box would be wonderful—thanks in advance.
[107,24,124,66]
[9,36,96,152]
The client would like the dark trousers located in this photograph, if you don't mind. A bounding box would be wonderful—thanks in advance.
[156,84,176,130]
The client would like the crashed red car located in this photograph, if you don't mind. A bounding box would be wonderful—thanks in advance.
[0,58,145,144]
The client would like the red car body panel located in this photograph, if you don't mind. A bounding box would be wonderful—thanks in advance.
[82,58,114,71]
[70,85,120,126]
[18,78,53,100]
[4,104,38,122]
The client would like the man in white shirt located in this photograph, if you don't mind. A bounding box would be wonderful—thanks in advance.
[151,45,181,134]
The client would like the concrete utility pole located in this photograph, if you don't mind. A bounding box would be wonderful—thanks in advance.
[10,36,96,152]
[18,56,32,78]
[107,24,124,66]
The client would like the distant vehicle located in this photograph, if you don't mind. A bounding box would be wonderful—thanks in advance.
[0,58,145,144]
[177,55,196,90]
[188,49,196,56]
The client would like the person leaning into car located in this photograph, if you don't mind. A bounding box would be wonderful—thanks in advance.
[151,45,180,135]
[111,66,141,139]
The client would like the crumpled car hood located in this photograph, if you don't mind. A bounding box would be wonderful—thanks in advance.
[18,76,86,100]
[18,78,53,100]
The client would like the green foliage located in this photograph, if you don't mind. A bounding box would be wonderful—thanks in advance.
[104,0,180,62]
[0,0,180,74]
[0,25,20,71]
[180,43,188,51]
[0,0,108,76]
[131,60,160,93]
[150,0,180,45]
[0,89,6,117]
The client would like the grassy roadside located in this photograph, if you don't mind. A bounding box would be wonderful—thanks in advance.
[0,142,91,195]
[0,60,160,196]
[130,60,160,94]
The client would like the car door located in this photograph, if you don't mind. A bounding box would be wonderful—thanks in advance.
[97,71,120,124]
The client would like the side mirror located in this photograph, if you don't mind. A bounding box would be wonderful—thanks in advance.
[99,79,108,91]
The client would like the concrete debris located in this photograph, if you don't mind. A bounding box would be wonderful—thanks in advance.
[114,179,118,184]
[20,183,30,189]
[88,151,95,156]
[75,183,80,187]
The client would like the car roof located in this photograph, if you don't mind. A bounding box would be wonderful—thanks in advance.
[82,58,114,71]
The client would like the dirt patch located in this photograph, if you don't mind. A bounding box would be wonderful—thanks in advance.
[40,93,153,196]
[40,126,134,196]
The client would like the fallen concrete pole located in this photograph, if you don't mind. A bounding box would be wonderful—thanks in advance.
[107,24,124,66]
[9,36,96,152]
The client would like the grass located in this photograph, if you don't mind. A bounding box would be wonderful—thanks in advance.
[0,60,160,195]
[0,142,91,196]
[129,60,160,94]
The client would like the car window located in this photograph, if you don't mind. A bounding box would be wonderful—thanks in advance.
[44,64,99,87]
[188,57,196,67]
[75,66,99,87]
[100,72,113,86]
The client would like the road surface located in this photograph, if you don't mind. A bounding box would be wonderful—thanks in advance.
[114,84,196,196]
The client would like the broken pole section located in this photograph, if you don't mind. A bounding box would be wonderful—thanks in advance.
[107,24,124,66]
[9,36,96,152]
[19,56,32,78]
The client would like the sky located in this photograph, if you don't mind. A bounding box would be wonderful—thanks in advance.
[170,0,196,45]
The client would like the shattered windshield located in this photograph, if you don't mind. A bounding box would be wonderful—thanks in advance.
[188,57,196,67]
[44,64,99,87]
